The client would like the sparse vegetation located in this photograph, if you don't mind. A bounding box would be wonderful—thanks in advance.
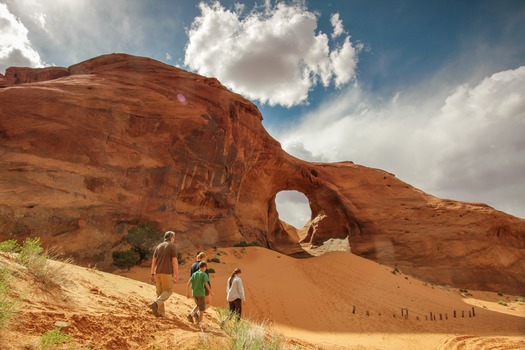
[0,237,72,329]
[207,268,216,274]
[177,252,184,265]
[498,300,508,307]
[39,328,72,349]
[112,223,165,269]
[233,240,261,247]
[0,264,18,329]
[122,223,163,264]
[392,266,401,275]
[459,289,473,297]
[208,257,221,263]
[215,307,285,350]
[0,239,21,253]
[2,238,70,287]
[17,237,46,274]
[112,250,140,271]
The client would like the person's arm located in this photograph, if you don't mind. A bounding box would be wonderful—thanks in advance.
[205,281,214,296]
[186,278,192,298]
[237,278,246,301]
[172,257,179,282]
[150,257,157,282]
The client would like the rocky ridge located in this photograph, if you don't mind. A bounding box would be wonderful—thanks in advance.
[0,54,523,293]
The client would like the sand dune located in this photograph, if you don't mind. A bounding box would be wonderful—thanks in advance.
[133,247,524,349]
[2,247,524,349]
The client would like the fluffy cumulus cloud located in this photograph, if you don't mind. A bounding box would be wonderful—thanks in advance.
[330,13,344,39]
[184,1,359,107]
[277,66,525,219]
[1,0,183,71]
[0,3,44,73]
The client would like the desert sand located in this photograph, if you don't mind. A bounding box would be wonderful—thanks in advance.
[2,247,524,349]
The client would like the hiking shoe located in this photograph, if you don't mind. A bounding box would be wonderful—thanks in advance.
[149,302,160,317]
[187,313,194,323]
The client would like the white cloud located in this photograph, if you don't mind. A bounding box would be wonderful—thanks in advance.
[2,0,185,69]
[0,3,44,73]
[277,66,525,219]
[330,13,344,39]
[184,1,359,107]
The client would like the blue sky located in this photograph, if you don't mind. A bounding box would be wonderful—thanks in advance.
[1,0,524,225]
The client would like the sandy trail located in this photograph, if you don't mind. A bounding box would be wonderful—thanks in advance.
[2,247,523,349]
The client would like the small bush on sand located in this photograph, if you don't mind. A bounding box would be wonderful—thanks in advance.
[0,240,21,253]
[216,307,284,350]
[17,237,46,272]
[122,223,162,264]
[112,249,140,271]
[15,238,70,287]
[39,328,72,349]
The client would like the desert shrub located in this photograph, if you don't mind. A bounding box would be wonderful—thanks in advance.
[498,300,508,306]
[122,223,162,264]
[459,289,473,297]
[391,267,400,275]
[208,257,221,264]
[112,249,140,271]
[39,328,72,349]
[16,238,70,287]
[177,252,185,265]
[233,240,261,247]
[16,237,44,266]
[207,268,216,274]
[0,239,21,253]
[216,307,284,350]
[16,238,48,281]
[0,264,18,329]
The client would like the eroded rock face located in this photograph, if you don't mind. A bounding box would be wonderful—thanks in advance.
[1,54,524,293]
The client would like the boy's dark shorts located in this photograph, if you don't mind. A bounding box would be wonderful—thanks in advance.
[194,296,206,311]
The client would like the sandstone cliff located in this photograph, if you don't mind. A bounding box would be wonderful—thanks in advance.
[1,54,523,293]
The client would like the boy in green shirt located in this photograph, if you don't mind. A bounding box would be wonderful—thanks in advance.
[186,261,214,329]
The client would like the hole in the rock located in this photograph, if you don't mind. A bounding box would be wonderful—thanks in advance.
[275,190,311,229]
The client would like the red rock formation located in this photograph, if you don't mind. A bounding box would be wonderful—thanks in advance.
[0,54,523,293]
[4,66,69,85]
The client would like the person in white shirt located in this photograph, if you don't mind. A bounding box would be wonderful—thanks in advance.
[226,268,245,319]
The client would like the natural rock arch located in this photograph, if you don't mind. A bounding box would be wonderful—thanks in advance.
[235,159,363,255]
[1,53,523,292]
